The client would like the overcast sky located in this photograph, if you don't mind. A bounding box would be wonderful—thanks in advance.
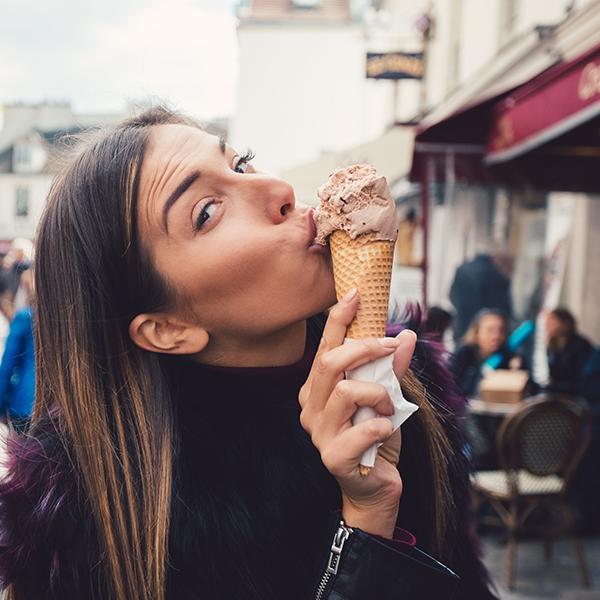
[0,0,239,119]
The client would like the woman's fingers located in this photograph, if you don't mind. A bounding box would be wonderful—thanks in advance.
[321,417,394,477]
[320,379,393,434]
[315,288,359,357]
[392,330,417,381]
[377,427,402,467]
[302,337,400,414]
[325,337,404,373]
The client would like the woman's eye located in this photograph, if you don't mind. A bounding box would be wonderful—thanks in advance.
[235,160,250,174]
[234,150,255,174]
[194,200,218,231]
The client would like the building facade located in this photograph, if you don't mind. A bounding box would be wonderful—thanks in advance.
[231,0,403,175]
[0,103,126,243]
[407,0,600,354]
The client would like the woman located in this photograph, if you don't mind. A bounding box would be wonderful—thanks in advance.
[546,307,593,395]
[0,108,496,599]
[450,309,527,471]
[450,308,522,398]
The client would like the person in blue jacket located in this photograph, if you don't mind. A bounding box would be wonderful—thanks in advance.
[0,270,34,433]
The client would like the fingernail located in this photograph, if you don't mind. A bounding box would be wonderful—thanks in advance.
[380,337,402,348]
[342,287,358,303]
[397,329,417,341]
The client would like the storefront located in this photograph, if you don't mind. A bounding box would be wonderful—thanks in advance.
[409,21,600,348]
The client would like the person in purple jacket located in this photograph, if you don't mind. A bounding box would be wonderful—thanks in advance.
[0,107,496,600]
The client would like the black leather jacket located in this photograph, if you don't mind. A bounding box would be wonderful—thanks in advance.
[316,518,459,599]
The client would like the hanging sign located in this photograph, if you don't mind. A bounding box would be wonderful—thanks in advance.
[366,52,424,80]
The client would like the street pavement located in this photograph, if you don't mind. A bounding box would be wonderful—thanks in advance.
[481,534,600,599]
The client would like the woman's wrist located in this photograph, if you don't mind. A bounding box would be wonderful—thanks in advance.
[341,497,399,539]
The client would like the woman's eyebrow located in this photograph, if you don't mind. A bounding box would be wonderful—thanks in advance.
[162,170,201,233]
[219,137,226,154]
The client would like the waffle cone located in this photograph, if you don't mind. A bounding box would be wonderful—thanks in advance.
[329,230,394,338]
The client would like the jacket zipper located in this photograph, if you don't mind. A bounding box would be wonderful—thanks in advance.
[314,521,353,600]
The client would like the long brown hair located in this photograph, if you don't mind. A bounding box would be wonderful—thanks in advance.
[15,107,195,600]
[9,107,456,598]
[402,370,454,556]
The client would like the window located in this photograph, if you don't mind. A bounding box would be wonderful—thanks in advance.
[14,144,32,169]
[15,187,29,217]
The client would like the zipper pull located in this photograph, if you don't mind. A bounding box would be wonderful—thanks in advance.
[326,521,353,575]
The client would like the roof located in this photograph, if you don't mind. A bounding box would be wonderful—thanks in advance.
[241,0,351,22]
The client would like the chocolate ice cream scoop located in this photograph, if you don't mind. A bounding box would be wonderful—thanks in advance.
[314,164,398,245]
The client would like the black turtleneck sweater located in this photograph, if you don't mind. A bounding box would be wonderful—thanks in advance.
[164,320,497,600]
[166,331,342,599]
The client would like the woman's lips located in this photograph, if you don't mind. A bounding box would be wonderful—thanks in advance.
[307,208,318,244]
[307,208,327,254]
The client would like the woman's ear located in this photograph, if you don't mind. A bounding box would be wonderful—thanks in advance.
[128,313,209,355]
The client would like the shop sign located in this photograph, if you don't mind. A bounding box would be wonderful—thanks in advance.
[578,61,600,101]
[366,52,424,80]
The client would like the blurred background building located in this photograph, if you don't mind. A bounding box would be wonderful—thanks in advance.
[1,0,599,354]
[406,0,600,383]
[0,103,123,245]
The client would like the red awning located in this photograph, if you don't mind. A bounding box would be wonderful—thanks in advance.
[485,42,600,164]
[410,40,600,191]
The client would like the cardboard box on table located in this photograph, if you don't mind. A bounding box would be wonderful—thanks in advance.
[479,369,529,404]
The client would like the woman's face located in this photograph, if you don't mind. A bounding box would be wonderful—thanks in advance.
[476,314,506,357]
[137,124,336,346]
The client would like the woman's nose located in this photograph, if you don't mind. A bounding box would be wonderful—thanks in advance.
[247,175,296,224]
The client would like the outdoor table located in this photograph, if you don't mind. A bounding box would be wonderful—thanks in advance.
[467,398,523,416]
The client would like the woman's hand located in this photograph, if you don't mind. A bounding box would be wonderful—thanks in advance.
[299,289,417,538]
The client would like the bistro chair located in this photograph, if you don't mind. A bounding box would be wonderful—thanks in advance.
[470,395,591,590]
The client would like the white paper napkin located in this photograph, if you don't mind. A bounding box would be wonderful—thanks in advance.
[344,338,419,469]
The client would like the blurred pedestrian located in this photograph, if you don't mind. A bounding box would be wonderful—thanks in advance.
[421,306,453,346]
[581,346,600,404]
[449,252,512,343]
[0,270,34,433]
[570,346,600,533]
[450,309,523,398]
[545,308,593,395]
[0,238,33,323]
[451,310,526,471]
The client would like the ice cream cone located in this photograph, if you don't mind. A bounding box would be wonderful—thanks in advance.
[317,164,399,478]
[329,230,394,339]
